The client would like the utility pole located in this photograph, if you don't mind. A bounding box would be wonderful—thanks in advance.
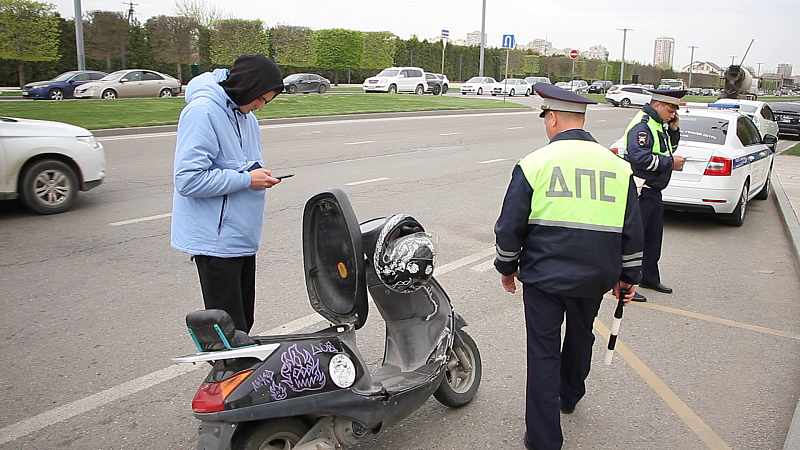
[687,45,698,88]
[73,0,85,70]
[479,0,486,76]
[124,0,137,24]
[617,28,632,84]
[730,56,737,66]
[756,62,763,78]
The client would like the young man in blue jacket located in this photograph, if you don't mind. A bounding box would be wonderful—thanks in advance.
[171,54,284,333]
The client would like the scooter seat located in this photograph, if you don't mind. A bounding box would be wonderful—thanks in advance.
[185,309,255,351]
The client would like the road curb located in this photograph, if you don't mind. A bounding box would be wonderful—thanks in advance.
[90,108,529,137]
[774,171,800,450]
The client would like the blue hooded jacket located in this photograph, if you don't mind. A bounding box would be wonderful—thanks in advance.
[170,69,266,257]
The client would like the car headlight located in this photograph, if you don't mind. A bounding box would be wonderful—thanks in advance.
[77,135,101,149]
[36,84,49,89]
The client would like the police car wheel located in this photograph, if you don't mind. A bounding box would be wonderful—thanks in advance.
[433,331,481,408]
[725,183,748,227]
[754,168,771,200]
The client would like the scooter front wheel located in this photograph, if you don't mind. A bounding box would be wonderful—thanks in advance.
[434,331,482,408]
[236,417,310,450]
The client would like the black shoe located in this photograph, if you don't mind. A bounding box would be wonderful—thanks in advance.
[641,282,673,294]
[524,432,537,450]
[560,404,575,414]
[631,292,647,302]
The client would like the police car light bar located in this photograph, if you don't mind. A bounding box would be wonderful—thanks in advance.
[708,103,740,109]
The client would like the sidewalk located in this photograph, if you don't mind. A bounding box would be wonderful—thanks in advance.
[772,154,800,450]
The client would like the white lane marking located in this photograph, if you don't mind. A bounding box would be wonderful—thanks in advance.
[98,132,177,141]
[333,146,461,165]
[478,158,507,164]
[440,132,461,136]
[0,246,496,444]
[344,140,375,145]
[596,119,608,123]
[470,258,495,272]
[110,213,172,226]
[345,177,389,186]
[506,126,524,130]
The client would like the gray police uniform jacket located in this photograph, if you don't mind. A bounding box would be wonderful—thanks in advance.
[494,129,644,298]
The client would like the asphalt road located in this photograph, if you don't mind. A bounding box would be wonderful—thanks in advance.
[1,102,799,450]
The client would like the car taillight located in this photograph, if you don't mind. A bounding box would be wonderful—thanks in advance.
[192,370,254,413]
[704,156,732,176]
[610,91,620,94]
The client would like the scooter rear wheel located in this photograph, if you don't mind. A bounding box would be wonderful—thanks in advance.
[236,418,310,450]
[434,331,481,408]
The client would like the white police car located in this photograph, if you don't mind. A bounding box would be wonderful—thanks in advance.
[610,108,776,226]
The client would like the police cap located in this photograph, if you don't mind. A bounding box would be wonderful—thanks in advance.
[648,89,687,109]
[535,83,597,118]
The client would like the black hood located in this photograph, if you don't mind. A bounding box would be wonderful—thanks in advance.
[220,54,284,107]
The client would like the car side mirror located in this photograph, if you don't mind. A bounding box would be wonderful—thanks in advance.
[398,74,406,78]
[120,79,128,83]
[763,134,778,150]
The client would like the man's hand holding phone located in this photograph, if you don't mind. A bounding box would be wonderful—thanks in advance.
[249,168,280,189]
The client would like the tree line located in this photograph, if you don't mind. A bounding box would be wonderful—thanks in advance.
[0,0,724,88]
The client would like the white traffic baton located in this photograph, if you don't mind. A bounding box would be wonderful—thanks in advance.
[604,289,626,366]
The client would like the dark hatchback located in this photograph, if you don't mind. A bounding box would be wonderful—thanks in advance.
[282,73,331,94]
[588,80,613,94]
[22,70,107,100]
[772,102,800,137]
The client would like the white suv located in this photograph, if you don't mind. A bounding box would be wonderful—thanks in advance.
[363,67,427,94]
[0,116,105,214]
[605,84,652,107]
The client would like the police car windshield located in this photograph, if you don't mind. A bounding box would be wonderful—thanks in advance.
[679,117,729,144]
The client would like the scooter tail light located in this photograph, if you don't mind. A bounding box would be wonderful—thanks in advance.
[192,369,254,413]
[704,156,732,176]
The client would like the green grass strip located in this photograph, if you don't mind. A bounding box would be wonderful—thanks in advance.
[784,141,800,156]
[0,93,526,130]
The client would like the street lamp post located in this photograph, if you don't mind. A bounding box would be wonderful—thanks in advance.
[617,28,632,84]
[479,0,486,76]
[687,45,698,88]
[730,56,737,66]
[73,0,85,70]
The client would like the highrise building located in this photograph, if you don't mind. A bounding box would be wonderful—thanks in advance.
[531,39,552,56]
[653,36,675,68]
[777,63,793,78]
[586,44,609,60]
[466,31,487,47]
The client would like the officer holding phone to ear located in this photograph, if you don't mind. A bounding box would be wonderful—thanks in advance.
[621,89,686,302]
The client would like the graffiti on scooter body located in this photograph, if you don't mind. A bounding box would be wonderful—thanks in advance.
[311,340,338,355]
[280,344,327,392]
[251,369,288,401]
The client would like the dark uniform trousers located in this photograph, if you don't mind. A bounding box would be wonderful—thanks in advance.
[638,187,664,286]
[523,284,603,450]
[194,255,256,333]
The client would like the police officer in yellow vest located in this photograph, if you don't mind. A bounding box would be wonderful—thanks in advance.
[622,89,686,302]
[494,84,643,450]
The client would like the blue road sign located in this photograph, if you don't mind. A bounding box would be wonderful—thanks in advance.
[442,29,449,37]
[502,34,515,49]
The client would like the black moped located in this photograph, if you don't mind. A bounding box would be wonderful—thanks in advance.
[172,188,482,450]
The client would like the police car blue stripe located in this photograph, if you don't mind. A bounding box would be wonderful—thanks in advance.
[732,147,773,170]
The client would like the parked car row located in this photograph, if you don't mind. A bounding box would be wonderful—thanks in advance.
[73,69,181,99]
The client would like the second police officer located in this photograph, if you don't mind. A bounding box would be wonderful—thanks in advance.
[494,84,644,450]
[621,89,686,302]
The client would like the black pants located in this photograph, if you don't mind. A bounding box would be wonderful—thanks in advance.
[194,255,256,333]
[523,284,602,450]
[638,187,664,286]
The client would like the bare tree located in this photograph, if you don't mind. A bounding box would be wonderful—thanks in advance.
[170,0,228,27]
[147,15,200,82]
[84,10,128,71]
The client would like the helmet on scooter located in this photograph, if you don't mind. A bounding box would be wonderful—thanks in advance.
[374,214,436,293]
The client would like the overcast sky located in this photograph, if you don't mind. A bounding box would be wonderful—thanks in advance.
[53,0,799,76]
